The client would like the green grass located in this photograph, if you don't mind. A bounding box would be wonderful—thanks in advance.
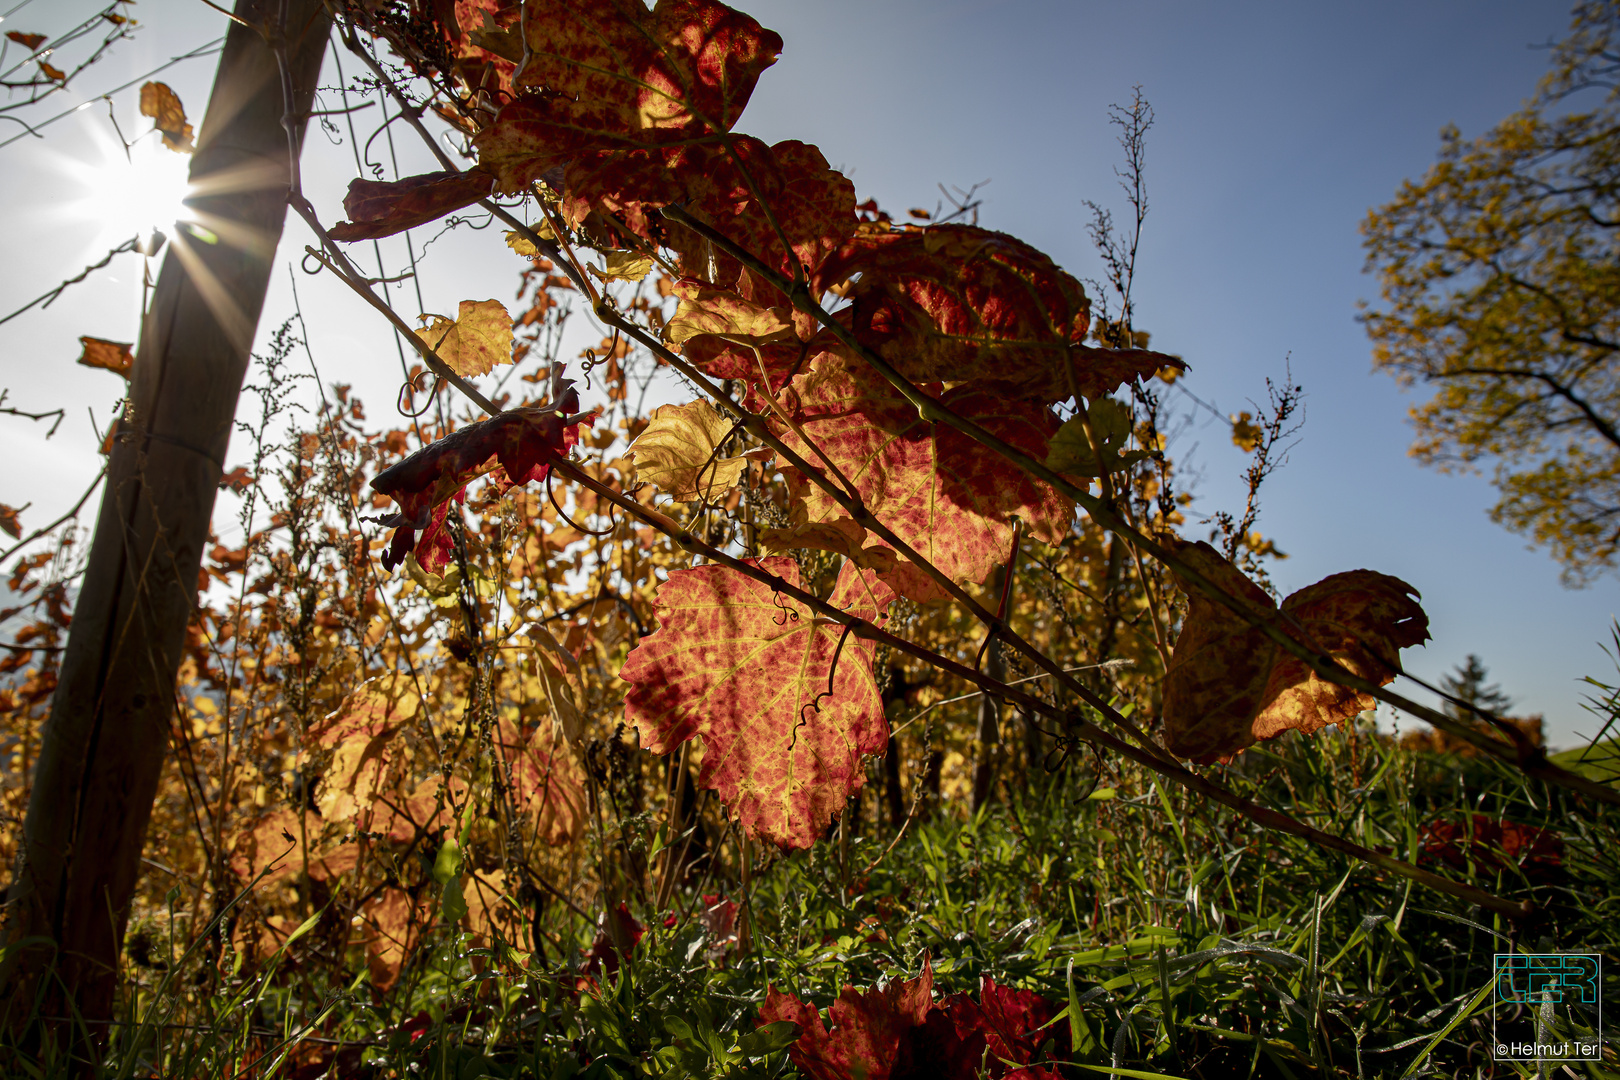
[6,721,1618,1079]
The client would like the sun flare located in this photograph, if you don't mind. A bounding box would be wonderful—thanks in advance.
[69,131,195,249]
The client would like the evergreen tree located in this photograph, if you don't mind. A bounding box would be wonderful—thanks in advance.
[1440,654,1514,721]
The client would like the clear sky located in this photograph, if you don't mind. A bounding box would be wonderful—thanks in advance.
[1,0,1613,746]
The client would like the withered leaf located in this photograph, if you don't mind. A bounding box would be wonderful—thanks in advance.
[77,336,134,379]
[0,504,22,539]
[139,81,194,153]
[1160,536,1429,762]
[5,31,46,50]
[330,169,493,242]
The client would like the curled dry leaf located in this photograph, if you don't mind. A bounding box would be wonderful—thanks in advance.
[757,518,898,574]
[330,169,493,242]
[371,386,585,572]
[308,673,422,825]
[1160,536,1430,762]
[0,504,22,540]
[5,31,46,51]
[77,336,134,379]
[626,399,762,502]
[138,81,194,153]
[415,298,514,379]
[587,250,655,283]
[622,557,893,849]
[665,281,793,346]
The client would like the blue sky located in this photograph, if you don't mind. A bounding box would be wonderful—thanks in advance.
[1,0,1613,745]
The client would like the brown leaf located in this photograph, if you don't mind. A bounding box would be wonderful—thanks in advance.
[1160,536,1429,762]
[139,81,194,153]
[77,336,134,378]
[330,169,493,242]
[37,60,64,82]
[5,31,46,50]
[0,504,22,540]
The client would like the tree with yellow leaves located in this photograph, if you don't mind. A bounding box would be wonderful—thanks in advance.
[1363,0,1620,584]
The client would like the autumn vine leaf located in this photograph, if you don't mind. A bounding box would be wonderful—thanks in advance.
[665,281,793,346]
[415,299,514,378]
[626,399,764,502]
[774,352,1073,600]
[329,169,494,242]
[371,386,585,572]
[811,223,1184,402]
[309,673,422,826]
[471,0,782,190]
[1159,536,1430,762]
[758,958,935,1080]
[1046,396,1153,476]
[138,81,194,153]
[757,519,898,574]
[77,336,134,379]
[4,31,46,51]
[621,557,893,848]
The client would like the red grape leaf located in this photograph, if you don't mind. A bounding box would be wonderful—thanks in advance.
[371,389,585,572]
[913,976,1069,1080]
[138,81,194,153]
[757,957,934,1080]
[1160,536,1429,762]
[774,351,1073,600]
[77,336,134,379]
[621,556,892,848]
[1420,814,1564,883]
[811,225,1184,402]
[330,169,493,242]
[471,0,780,188]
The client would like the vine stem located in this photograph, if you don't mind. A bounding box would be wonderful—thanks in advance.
[542,452,1529,918]
[657,203,1620,809]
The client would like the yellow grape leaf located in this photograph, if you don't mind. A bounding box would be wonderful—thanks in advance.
[626,400,759,501]
[139,81,194,153]
[588,250,655,283]
[530,624,586,745]
[309,673,420,824]
[504,221,554,255]
[77,335,134,379]
[758,518,898,574]
[415,298,513,378]
[666,281,793,346]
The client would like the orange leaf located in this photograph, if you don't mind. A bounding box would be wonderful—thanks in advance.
[308,674,421,825]
[1160,536,1429,762]
[622,557,893,848]
[138,81,194,153]
[37,61,64,82]
[77,336,134,378]
[356,887,428,991]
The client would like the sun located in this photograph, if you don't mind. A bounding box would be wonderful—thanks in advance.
[66,119,195,251]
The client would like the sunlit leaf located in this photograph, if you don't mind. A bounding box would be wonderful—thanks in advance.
[77,336,134,379]
[415,298,513,378]
[622,557,893,848]
[139,81,194,153]
[626,399,757,501]
[330,169,493,242]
